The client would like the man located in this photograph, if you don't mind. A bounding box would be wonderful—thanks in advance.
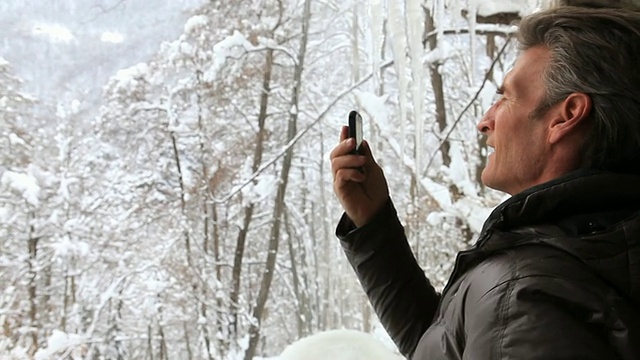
[330,6,640,359]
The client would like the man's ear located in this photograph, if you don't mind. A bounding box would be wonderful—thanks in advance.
[548,92,592,144]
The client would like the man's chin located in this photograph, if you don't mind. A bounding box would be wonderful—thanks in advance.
[480,171,508,194]
[480,169,492,188]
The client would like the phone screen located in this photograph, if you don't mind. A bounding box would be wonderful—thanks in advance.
[349,110,363,153]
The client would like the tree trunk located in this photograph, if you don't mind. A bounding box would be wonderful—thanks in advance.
[228,46,273,337]
[147,324,154,360]
[424,8,451,167]
[183,321,193,360]
[158,324,168,360]
[285,212,305,338]
[211,194,227,355]
[61,274,69,331]
[316,129,331,332]
[285,209,313,337]
[170,131,191,265]
[27,216,39,356]
[351,1,360,83]
[195,68,213,360]
[244,0,312,358]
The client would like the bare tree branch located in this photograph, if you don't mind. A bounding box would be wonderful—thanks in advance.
[211,59,394,205]
[424,37,513,170]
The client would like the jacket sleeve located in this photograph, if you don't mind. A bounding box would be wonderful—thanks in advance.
[337,199,440,358]
[462,248,622,359]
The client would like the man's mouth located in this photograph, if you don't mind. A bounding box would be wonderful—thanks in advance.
[486,145,495,157]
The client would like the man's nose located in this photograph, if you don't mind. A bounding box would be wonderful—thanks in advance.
[477,108,494,134]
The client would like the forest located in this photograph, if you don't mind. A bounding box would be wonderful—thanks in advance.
[1,0,558,359]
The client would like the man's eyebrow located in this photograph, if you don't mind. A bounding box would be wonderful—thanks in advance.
[497,73,512,93]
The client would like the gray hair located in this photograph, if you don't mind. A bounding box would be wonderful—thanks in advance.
[517,6,640,174]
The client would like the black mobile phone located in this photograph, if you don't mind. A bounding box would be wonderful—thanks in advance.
[348,110,363,155]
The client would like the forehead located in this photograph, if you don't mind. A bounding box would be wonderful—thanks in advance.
[503,46,550,90]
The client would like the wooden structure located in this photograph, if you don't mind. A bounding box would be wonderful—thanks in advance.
[563,0,640,8]
[474,0,640,25]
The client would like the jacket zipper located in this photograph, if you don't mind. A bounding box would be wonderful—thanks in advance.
[440,229,493,296]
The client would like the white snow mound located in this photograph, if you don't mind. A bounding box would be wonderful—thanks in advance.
[279,329,404,360]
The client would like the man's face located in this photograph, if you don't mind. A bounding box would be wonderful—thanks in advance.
[477,46,553,195]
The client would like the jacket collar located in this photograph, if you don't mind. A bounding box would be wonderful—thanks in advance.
[481,169,640,234]
[476,169,640,305]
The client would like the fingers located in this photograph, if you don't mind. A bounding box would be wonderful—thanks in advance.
[329,137,356,160]
[339,125,348,142]
[330,126,367,180]
[334,167,366,186]
[330,148,366,174]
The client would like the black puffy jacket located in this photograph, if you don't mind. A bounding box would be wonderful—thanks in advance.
[337,170,640,359]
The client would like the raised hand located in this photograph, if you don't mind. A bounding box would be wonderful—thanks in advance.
[330,126,389,227]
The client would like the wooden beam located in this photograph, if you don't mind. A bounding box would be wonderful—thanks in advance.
[463,0,640,26]
[461,9,520,25]
[563,0,640,9]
